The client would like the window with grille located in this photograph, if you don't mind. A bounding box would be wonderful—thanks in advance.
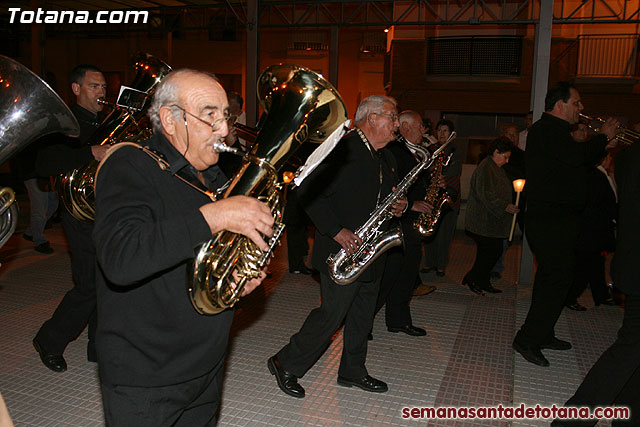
[427,36,522,76]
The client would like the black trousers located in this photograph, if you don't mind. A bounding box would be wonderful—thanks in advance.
[101,357,225,427]
[465,231,504,288]
[277,273,380,380]
[284,190,310,271]
[35,211,97,355]
[515,210,579,347]
[377,221,421,328]
[561,295,640,426]
[566,250,610,306]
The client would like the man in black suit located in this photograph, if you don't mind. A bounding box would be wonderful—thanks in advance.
[93,69,272,426]
[551,142,640,427]
[375,110,434,337]
[268,95,407,398]
[33,64,110,372]
[513,82,618,367]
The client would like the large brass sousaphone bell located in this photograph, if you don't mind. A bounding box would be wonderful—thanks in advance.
[188,64,348,315]
[0,55,80,249]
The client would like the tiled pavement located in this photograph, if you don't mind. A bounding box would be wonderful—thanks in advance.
[0,197,623,426]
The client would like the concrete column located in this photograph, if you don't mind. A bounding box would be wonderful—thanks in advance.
[519,0,553,285]
[329,26,339,88]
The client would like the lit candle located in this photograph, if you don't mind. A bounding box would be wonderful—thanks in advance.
[509,179,526,242]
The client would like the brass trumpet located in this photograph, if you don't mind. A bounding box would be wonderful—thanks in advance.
[579,114,639,145]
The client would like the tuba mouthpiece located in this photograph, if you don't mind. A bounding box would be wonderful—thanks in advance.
[212,141,240,154]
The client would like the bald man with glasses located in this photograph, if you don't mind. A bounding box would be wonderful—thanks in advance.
[92,69,272,426]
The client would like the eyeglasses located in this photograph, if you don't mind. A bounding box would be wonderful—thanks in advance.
[374,112,399,122]
[169,104,235,132]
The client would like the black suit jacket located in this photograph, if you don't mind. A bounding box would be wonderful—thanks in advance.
[35,104,102,176]
[612,143,640,296]
[298,130,398,281]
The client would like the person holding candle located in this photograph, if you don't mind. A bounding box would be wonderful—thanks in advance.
[463,137,519,295]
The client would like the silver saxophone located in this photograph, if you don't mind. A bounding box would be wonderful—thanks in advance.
[327,132,453,285]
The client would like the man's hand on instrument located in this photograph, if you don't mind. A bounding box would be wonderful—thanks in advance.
[600,117,620,141]
[200,196,274,251]
[91,145,110,161]
[391,197,408,217]
[232,268,268,297]
[410,200,433,214]
[334,228,362,256]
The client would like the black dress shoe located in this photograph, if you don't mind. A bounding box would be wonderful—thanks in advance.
[337,375,388,393]
[268,356,305,398]
[565,302,587,311]
[540,337,572,351]
[34,242,54,254]
[33,338,67,373]
[462,276,484,295]
[512,340,549,367]
[481,284,502,294]
[387,324,427,336]
[595,298,617,306]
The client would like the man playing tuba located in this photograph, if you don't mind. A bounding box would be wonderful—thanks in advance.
[33,64,110,373]
[93,69,272,426]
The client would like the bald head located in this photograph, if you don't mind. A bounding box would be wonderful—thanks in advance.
[398,110,425,145]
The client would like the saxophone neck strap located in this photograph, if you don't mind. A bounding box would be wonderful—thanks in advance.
[95,142,216,202]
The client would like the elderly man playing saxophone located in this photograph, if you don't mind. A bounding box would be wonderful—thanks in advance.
[92,69,273,426]
[268,95,407,398]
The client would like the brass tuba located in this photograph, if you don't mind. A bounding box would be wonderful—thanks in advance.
[414,131,456,237]
[188,64,347,315]
[0,55,80,248]
[58,53,172,221]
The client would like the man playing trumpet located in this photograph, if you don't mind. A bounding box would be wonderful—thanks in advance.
[513,81,618,367]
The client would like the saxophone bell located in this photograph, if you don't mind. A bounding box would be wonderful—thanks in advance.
[414,131,457,237]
